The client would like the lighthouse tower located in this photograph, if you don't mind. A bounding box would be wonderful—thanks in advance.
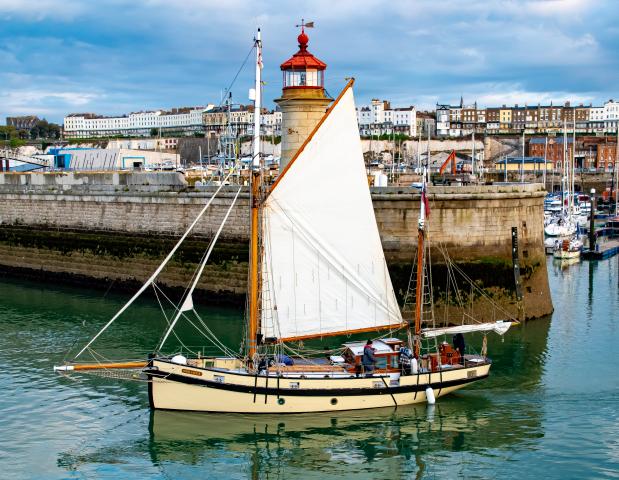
[275,26,332,171]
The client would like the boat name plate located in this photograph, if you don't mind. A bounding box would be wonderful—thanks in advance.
[181,368,203,377]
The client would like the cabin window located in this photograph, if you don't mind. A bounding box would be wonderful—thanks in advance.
[330,398,338,405]
[278,398,285,405]
[390,356,399,368]
[376,356,387,369]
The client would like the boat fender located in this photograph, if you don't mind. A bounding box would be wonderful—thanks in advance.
[411,357,418,374]
[171,355,187,365]
[425,386,436,405]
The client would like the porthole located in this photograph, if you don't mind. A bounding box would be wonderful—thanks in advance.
[278,398,285,405]
[330,398,338,405]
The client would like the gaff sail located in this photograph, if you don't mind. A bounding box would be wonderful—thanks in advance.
[261,83,403,341]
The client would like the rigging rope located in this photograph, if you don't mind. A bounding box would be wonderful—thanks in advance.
[72,168,238,361]
[158,186,243,350]
[152,282,238,358]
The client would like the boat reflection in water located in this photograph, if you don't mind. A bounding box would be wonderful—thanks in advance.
[145,393,543,478]
[552,255,581,270]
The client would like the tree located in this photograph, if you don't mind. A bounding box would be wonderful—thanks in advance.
[10,137,26,148]
[28,119,61,140]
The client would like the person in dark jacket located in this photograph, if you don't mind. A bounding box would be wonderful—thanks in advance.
[362,339,376,376]
[453,333,466,357]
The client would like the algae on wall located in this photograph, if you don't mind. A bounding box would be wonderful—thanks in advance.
[0,224,550,321]
[0,225,248,305]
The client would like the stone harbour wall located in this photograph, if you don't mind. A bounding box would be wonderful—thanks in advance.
[0,173,552,319]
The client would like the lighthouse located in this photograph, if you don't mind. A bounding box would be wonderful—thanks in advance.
[275,24,332,171]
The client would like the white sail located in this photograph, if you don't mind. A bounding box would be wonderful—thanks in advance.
[421,321,512,339]
[261,85,403,340]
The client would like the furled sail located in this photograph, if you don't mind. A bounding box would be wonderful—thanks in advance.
[261,83,403,341]
[421,321,512,339]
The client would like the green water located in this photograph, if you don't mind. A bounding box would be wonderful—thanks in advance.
[1,258,618,479]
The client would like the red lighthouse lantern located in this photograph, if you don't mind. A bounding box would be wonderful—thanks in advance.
[280,27,327,91]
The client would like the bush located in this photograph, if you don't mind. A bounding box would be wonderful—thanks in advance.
[9,138,26,148]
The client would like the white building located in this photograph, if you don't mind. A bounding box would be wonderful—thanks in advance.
[603,100,619,133]
[106,138,179,151]
[63,106,212,138]
[356,99,417,137]
[588,106,605,134]
[435,105,450,136]
[49,147,180,170]
[261,111,283,137]
[203,108,282,137]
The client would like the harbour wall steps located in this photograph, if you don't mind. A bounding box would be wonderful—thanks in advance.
[0,172,552,322]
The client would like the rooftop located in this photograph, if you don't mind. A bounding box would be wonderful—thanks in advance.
[66,106,208,119]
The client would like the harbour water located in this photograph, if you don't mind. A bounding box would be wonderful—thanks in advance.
[1,258,618,479]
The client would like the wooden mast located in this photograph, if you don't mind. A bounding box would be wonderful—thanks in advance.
[413,226,424,357]
[248,170,261,361]
[413,164,427,358]
[248,29,262,362]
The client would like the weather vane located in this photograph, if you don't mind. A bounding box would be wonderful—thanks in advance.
[296,19,314,30]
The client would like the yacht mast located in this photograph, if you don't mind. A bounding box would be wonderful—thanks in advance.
[248,28,262,361]
[616,127,619,215]
[572,117,576,216]
[563,118,567,215]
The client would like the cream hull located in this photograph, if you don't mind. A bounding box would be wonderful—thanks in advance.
[146,359,491,414]
[553,249,580,259]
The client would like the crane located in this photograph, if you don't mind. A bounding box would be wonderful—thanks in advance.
[438,150,457,175]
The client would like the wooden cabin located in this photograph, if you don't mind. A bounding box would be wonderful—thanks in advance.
[341,338,405,373]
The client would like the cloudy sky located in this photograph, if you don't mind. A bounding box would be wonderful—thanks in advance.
[0,0,617,123]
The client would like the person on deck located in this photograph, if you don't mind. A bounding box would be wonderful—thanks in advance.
[362,339,376,376]
[453,333,466,359]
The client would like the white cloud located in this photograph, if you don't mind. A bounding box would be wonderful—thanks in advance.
[0,0,85,21]
[524,0,593,17]
[0,89,101,117]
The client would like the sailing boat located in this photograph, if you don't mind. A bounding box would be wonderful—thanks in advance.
[55,30,514,413]
[545,119,583,237]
